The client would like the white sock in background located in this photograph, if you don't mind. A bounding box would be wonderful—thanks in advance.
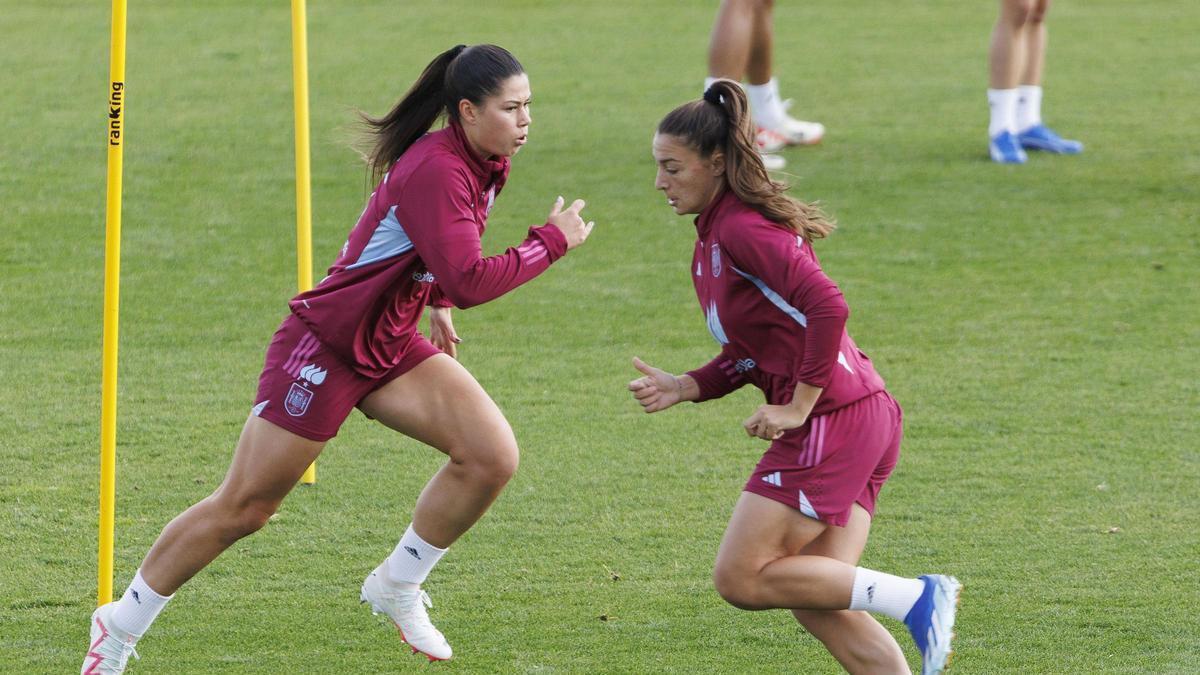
[110,569,173,637]
[746,78,787,129]
[385,524,448,586]
[848,567,927,622]
[1016,84,1043,133]
[987,88,1020,137]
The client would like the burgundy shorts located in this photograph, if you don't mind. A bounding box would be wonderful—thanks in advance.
[251,315,441,441]
[744,391,902,527]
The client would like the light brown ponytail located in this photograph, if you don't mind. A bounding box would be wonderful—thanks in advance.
[658,79,835,241]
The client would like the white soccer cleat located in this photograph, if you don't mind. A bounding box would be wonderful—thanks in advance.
[360,565,453,661]
[82,603,139,674]
[757,99,825,149]
[755,126,791,154]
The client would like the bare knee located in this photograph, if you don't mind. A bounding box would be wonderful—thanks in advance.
[206,493,280,543]
[450,432,519,489]
[713,564,766,610]
[723,0,774,15]
[1028,1,1049,24]
[1003,0,1037,26]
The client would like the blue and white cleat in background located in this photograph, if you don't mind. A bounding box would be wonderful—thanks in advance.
[989,131,1028,164]
[903,574,962,675]
[1017,124,1084,154]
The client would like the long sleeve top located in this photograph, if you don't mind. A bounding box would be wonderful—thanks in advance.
[290,121,567,377]
[684,190,885,415]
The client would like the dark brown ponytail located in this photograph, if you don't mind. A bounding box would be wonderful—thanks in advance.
[361,44,524,181]
[658,79,834,241]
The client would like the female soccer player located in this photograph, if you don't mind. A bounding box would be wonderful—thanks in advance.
[987,0,1083,163]
[83,44,594,673]
[630,79,959,674]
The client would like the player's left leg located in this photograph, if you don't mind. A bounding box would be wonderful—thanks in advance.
[1015,0,1084,153]
[355,353,519,661]
[714,493,958,674]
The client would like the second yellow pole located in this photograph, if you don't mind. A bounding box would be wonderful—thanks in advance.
[291,0,316,485]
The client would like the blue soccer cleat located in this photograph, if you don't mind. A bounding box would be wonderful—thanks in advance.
[989,131,1027,164]
[903,574,962,675]
[1018,124,1083,154]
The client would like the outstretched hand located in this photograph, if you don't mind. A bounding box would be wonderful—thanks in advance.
[547,195,595,250]
[628,357,683,413]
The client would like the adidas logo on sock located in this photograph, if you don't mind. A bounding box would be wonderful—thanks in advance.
[404,545,421,560]
[867,582,876,604]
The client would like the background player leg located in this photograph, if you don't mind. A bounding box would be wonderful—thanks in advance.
[708,0,757,81]
[987,0,1034,162]
[1013,0,1082,153]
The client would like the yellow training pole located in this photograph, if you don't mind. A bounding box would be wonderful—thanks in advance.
[99,0,128,606]
[292,0,316,484]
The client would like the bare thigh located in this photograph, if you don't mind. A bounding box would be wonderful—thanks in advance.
[359,354,515,459]
[713,492,854,610]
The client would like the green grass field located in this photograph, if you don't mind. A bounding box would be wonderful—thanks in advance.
[2,1,1198,672]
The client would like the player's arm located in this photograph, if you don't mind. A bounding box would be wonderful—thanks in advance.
[721,224,845,439]
[398,162,578,309]
[628,347,748,413]
[722,223,849,389]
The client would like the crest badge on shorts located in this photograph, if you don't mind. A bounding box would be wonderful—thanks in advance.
[285,382,314,417]
[710,243,722,277]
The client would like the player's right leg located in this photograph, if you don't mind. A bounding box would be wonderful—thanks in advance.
[83,416,325,674]
[789,504,910,674]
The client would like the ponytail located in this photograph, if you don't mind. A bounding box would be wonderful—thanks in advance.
[361,44,524,182]
[659,79,834,241]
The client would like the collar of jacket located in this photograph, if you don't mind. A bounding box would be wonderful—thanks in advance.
[447,119,510,192]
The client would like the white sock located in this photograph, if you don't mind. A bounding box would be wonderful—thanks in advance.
[848,567,926,622]
[746,78,786,129]
[987,88,1019,137]
[385,524,448,585]
[109,569,173,637]
[1016,85,1043,133]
